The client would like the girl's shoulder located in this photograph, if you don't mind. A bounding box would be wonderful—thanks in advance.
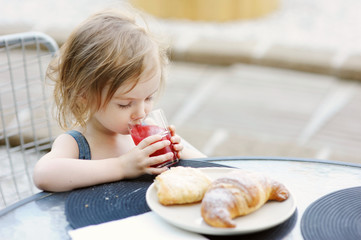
[53,132,79,146]
[50,132,81,158]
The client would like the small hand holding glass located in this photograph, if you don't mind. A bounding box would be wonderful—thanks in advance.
[121,134,174,178]
[128,109,179,169]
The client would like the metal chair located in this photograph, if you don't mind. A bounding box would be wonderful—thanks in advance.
[0,32,60,209]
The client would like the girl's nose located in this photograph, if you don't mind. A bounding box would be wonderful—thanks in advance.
[131,105,146,121]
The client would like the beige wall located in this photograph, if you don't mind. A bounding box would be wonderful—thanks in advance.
[131,0,279,21]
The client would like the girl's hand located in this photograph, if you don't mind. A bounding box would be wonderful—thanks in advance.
[168,125,184,159]
[121,135,172,179]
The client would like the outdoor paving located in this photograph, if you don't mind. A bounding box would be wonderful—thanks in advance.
[158,61,361,164]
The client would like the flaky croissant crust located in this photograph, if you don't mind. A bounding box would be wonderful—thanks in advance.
[201,170,289,228]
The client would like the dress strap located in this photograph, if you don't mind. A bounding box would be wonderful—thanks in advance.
[66,130,91,160]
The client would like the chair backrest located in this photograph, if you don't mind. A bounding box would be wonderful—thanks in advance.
[0,32,60,209]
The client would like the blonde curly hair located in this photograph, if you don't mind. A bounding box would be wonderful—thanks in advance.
[47,8,168,129]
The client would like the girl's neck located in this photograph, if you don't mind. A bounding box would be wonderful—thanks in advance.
[78,118,119,143]
[77,119,134,159]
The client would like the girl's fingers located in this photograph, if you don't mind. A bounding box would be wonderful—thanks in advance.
[168,125,176,136]
[149,152,174,166]
[134,134,176,171]
[171,135,181,144]
[137,135,163,149]
[172,143,183,152]
[143,139,171,156]
[146,166,168,175]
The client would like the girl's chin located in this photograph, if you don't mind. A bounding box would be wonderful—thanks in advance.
[118,129,131,135]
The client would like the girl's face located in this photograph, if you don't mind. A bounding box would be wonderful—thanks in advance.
[92,54,161,135]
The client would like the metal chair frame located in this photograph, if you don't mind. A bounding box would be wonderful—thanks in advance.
[0,32,59,208]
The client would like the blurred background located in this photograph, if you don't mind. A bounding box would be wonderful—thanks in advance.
[1,0,361,207]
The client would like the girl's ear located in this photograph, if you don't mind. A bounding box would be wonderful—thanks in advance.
[77,94,91,111]
[79,93,101,112]
[79,95,87,104]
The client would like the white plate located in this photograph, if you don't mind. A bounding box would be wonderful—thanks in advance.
[146,167,296,235]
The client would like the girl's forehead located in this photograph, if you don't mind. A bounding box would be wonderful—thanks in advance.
[113,67,161,100]
[102,47,162,102]
[116,50,162,98]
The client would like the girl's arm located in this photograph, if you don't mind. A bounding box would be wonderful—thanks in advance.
[178,137,207,159]
[168,125,207,159]
[33,134,172,192]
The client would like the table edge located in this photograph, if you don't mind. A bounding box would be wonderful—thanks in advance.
[198,156,361,168]
[0,191,53,217]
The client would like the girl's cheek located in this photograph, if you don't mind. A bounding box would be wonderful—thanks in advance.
[145,102,154,114]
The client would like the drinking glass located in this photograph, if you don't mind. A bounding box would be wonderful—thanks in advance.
[128,109,179,168]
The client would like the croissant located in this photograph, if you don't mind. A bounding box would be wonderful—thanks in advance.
[200,169,289,228]
[155,166,212,205]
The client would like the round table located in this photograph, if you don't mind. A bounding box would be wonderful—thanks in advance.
[1,157,360,239]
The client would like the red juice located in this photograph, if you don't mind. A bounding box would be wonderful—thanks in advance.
[130,125,179,167]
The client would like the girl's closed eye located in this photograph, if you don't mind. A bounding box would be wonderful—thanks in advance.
[116,91,156,109]
[145,95,154,102]
[118,102,132,109]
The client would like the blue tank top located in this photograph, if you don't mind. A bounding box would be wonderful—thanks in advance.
[66,130,91,160]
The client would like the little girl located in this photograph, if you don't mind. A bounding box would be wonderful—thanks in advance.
[33,8,205,192]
